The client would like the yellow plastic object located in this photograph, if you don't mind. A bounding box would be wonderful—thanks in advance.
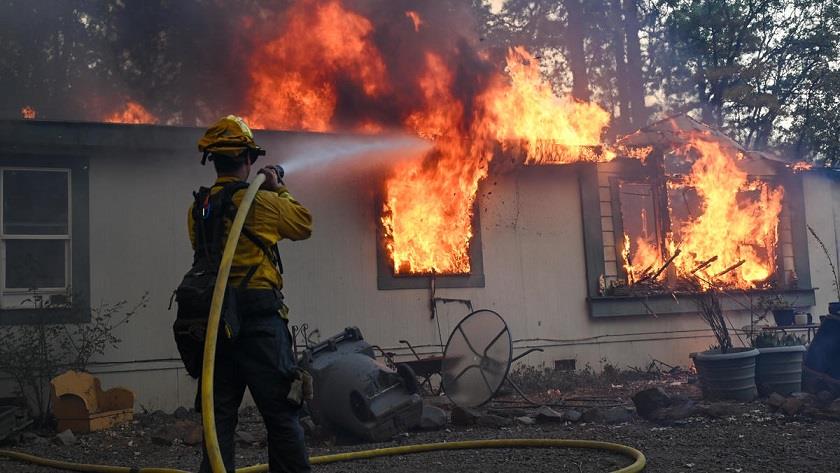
[0,174,647,473]
[50,370,134,433]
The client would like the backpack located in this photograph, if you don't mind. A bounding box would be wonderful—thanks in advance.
[172,181,281,378]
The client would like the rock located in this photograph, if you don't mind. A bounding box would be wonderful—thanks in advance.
[476,413,513,428]
[419,405,448,430]
[816,390,836,404]
[632,387,673,419]
[534,406,565,423]
[828,399,840,415]
[152,420,202,446]
[151,426,178,446]
[515,416,535,425]
[782,397,803,416]
[173,406,191,420]
[790,392,816,406]
[583,406,633,424]
[54,429,77,446]
[603,407,634,424]
[450,406,481,426]
[140,410,169,427]
[767,393,786,409]
[183,423,203,446]
[563,409,583,423]
[651,401,701,422]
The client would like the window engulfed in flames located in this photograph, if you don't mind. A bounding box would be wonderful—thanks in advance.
[621,137,784,290]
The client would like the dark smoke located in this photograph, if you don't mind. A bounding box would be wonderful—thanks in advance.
[0,0,502,130]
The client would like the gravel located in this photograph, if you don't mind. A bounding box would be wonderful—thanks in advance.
[3,404,839,472]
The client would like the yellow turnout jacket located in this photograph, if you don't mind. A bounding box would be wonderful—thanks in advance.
[188,176,312,290]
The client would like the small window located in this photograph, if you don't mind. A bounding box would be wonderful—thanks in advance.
[376,201,485,290]
[1,168,72,309]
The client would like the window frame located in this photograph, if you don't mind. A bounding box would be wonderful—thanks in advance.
[376,197,485,290]
[579,159,815,318]
[0,154,89,325]
[1,167,72,298]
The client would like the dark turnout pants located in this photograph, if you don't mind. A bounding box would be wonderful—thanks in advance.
[197,293,310,473]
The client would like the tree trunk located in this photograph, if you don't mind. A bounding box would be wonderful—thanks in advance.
[610,0,630,132]
[564,0,590,101]
[622,0,647,127]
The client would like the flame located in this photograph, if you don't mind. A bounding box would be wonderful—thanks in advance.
[21,106,36,119]
[104,101,158,124]
[244,0,389,131]
[383,52,491,274]
[790,161,812,172]
[405,11,423,32]
[624,137,784,289]
[486,47,612,164]
[619,145,653,162]
[383,48,612,274]
[242,1,613,275]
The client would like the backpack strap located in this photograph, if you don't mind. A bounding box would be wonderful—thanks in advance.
[215,182,284,289]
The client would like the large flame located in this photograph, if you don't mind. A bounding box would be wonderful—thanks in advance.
[383,48,613,274]
[244,0,389,132]
[241,0,612,275]
[104,101,158,124]
[624,137,784,289]
[486,47,613,164]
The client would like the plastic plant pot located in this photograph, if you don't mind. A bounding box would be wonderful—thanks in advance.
[691,348,759,401]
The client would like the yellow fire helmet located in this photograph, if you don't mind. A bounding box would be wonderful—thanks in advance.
[197,115,266,164]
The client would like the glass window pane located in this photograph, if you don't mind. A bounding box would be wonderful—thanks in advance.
[5,239,66,289]
[3,170,69,235]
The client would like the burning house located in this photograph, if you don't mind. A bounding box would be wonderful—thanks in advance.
[0,1,839,411]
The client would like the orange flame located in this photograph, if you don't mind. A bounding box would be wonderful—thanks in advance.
[383,48,611,274]
[624,137,784,289]
[242,1,612,275]
[486,47,612,164]
[21,106,36,119]
[383,52,495,274]
[104,101,158,124]
[405,11,423,32]
[790,161,812,172]
[244,0,389,131]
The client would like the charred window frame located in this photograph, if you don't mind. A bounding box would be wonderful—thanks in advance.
[376,199,485,290]
[0,154,90,324]
[580,158,815,318]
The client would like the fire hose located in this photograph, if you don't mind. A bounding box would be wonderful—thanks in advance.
[0,173,646,473]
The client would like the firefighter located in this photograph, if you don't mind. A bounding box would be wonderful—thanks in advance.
[189,115,312,473]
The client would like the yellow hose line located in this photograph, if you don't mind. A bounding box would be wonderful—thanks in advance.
[1,438,645,473]
[0,174,647,473]
[202,172,266,473]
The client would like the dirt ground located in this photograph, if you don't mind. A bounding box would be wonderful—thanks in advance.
[2,403,839,472]
[2,371,839,472]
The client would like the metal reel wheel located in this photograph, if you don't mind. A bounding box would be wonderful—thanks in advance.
[441,309,512,408]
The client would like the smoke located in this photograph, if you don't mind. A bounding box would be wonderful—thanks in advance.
[0,0,498,128]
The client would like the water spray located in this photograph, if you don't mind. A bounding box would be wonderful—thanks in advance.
[269,133,432,175]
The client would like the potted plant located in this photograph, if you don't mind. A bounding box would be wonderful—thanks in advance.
[691,291,759,401]
[756,294,796,327]
[807,225,840,316]
[753,332,806,396]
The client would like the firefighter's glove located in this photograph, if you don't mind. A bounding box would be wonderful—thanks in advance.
[287,368,314,406]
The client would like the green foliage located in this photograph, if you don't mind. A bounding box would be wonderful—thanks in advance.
[0,292,148,424]
[753,331,806,348]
